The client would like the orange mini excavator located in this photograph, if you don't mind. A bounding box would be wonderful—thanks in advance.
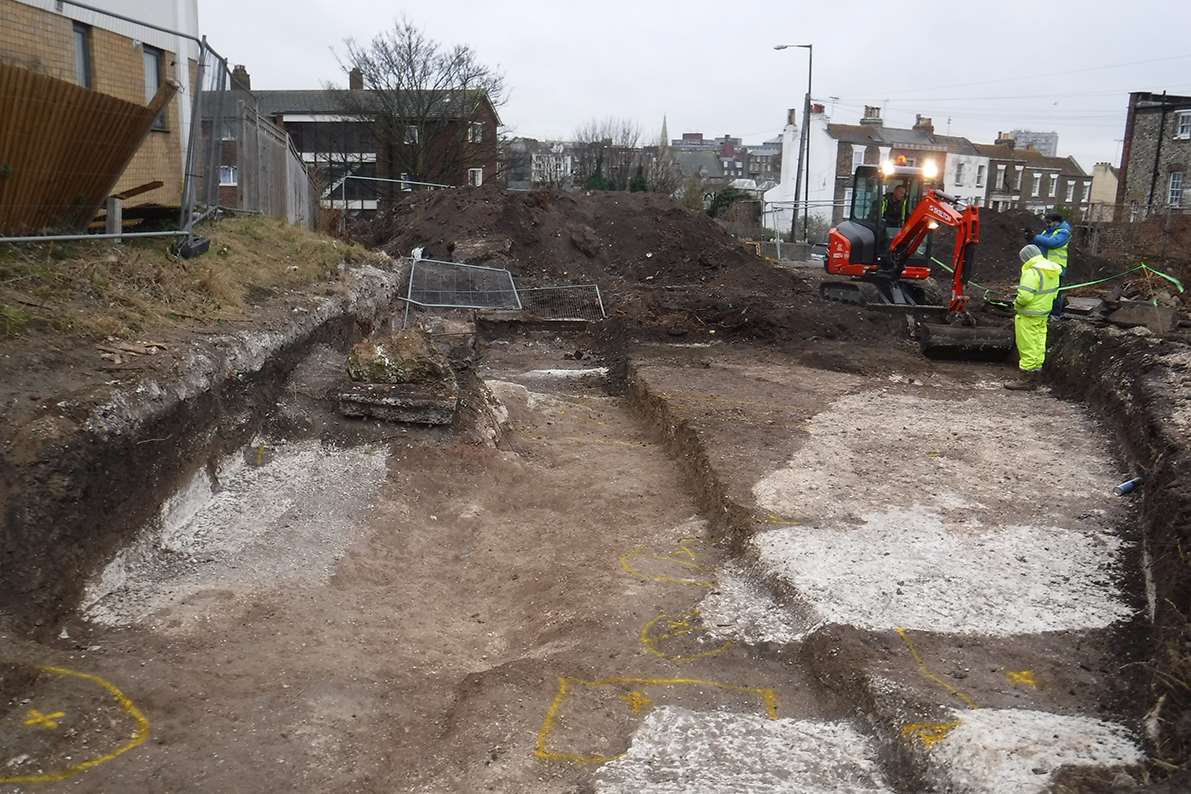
[822,158,1013,357]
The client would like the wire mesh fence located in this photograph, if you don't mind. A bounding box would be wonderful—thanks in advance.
[189,42,317,229]
[399,258,607,326]
[516,285,606,321]
[0,0,316,239]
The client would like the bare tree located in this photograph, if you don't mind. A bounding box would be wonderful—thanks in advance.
[334,18,506,191]
[573,117,641,190]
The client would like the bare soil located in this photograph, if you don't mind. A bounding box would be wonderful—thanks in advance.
[0,330,847,792]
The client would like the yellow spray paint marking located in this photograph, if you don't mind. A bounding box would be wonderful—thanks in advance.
[640,610,733,663]
[896,627,980,710]
[620,690,653,715]
[901,720,962,748]
[23,708,66,729]
[0,665,149,786]
[1007,670,1038,688]
[619,540,715,588]
[535,675,779,764]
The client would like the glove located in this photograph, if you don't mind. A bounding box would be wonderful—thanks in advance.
[1022,228,1033,242]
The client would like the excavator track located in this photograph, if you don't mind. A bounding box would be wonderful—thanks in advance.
[819,280,883,306]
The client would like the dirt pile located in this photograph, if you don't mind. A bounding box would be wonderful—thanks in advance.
[366,187,780,289]
[364,189,918,345]
[937,208,1118,287]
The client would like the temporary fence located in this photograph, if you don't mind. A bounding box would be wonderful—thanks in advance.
[516,285,607,321]
[188,38,317,229]
[399,257,607,326]
[0,0,317,241]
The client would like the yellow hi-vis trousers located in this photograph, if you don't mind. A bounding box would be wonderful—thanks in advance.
[1015,314,1048,372]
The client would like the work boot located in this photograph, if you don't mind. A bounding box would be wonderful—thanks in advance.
[1004,371,1039,391]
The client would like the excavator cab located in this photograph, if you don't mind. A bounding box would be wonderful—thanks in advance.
[837,163,933,273]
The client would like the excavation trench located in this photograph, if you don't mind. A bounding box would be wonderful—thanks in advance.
[0,313,1179,792]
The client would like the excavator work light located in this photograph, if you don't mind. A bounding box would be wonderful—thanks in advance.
[881,160,897,176]
[922,160,939,179]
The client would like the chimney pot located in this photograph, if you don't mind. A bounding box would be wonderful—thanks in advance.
[231,64,251,90]
[349,67,364,91]
[860,105,882,126]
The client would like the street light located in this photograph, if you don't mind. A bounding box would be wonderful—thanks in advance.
[774,43,813,242]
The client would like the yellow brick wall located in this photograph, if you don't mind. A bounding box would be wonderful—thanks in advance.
[0,0,183,207]
[0,0,72,80]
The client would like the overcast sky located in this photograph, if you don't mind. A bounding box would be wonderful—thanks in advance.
[201,0,1191,171]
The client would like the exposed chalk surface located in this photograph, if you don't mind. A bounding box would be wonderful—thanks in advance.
[699,563,819,645]
[83,439,388,628]
[925,708,1144,794]
[521,367,609,379]
[752,391,1117,527]
[754,508,1132,634]
[596,706,892,793]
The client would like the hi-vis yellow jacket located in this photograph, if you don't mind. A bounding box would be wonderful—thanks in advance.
[1014,254,1063,316]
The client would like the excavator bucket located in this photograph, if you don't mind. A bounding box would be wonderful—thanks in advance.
[917,320,1014,360]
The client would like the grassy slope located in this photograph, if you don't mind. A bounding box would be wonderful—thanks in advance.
[0,216,383,339]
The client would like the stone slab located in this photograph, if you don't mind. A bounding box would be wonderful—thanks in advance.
[1106,301,1177,335]
[337,380,458,425]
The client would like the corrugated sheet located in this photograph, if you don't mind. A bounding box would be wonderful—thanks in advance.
[0,63,166,233]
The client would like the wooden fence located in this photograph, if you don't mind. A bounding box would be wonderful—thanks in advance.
[0,63,176,234]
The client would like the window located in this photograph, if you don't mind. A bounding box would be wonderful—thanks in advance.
[1014,166,1024,189]
[1065,182,1075,203]
[219,121,236,141]
[404,125,419,144]
[852,148,865,171]
[400,173,412,192]
[1171,172,1184,207]
[142,45,166,129]
[72,23,92,88]
[955,162,965,185]
[1031,173,1041,196]
[218,165,238,186]
[1048,175,1058,197]
[1177,112,1191,140]
[996,164,1007,190]
[843,187,853,212]
[468,167,483,187]
[468,122,484,143]
[976,164,986,188]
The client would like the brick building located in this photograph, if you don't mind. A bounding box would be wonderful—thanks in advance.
[0,0,200,207]
[975,135,1091,215]
[225,67,501,212]
[1117,91,1191,218]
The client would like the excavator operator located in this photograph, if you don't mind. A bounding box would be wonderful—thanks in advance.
[881,183,911,228]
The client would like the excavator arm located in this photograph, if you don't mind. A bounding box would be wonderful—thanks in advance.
[887,190,981,315]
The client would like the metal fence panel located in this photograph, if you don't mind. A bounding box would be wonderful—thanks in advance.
[406,258,521,310]
[516,286,607,321]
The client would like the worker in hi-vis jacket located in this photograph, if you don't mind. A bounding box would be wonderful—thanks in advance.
[1005,244,1063,391]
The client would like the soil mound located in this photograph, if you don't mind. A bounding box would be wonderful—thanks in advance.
[937,208,1118,286]
[365,187,782,291]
